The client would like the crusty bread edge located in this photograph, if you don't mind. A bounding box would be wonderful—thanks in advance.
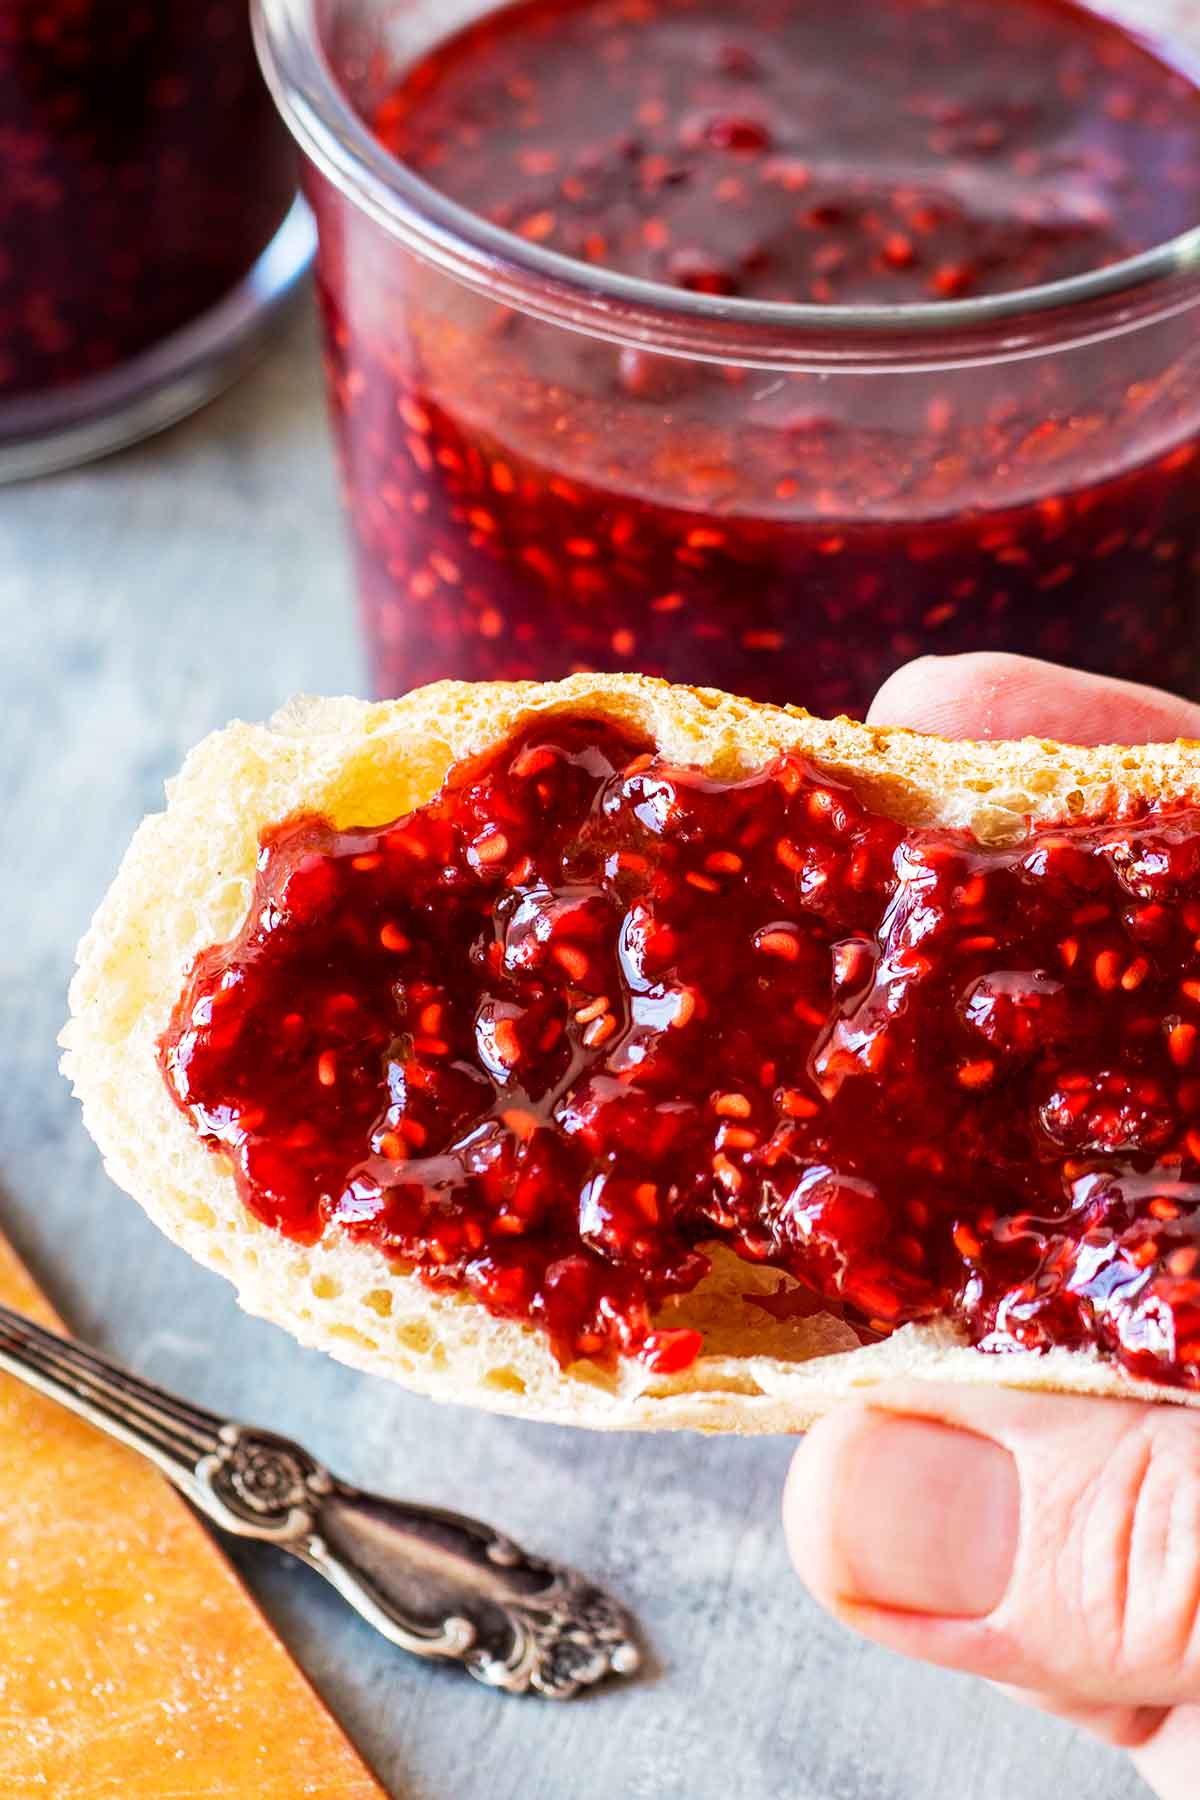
[61,673,1200,1431]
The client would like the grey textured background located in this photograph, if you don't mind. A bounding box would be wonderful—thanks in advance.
[1,306,1148,1799]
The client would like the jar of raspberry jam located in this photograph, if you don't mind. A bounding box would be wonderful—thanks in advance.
[258,0,1200,717]
[0,1,313,478]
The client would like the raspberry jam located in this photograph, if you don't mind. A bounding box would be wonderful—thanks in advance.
[308,0,1200,712]
[0,1,295,396]
[380,0,1199,304]
[163,715,1200,1387]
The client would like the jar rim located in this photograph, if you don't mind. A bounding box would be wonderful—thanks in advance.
[254,0,1200,369]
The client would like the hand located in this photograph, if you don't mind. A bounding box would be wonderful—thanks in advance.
[783,653,1200,1800]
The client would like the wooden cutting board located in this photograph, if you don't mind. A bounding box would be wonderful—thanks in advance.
[0,1231,389,1797]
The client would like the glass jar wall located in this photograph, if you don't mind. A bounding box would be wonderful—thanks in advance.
[259,0,1200,714]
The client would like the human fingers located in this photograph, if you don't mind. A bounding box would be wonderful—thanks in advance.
[783,1381,1200,1711]
[867,652,1200,744]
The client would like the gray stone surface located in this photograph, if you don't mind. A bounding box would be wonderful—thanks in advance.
[1,306,1149,1799]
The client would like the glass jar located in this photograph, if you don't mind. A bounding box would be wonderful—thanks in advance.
[257,0,1200,716]
[0,1,313,479]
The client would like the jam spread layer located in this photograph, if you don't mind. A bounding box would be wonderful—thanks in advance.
[161,718,1200,1386]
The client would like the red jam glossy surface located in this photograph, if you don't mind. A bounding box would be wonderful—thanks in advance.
[163,716,1200,1387]
[380,0,1200,302]
[310,0,1200,712]
[0,1,296,396]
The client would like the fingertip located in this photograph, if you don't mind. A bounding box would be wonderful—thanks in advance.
[783,1412,853,1605]
[785,1403,1018,1621]
[867,652,1200,744]
[863,651,1014,734]
[866,653,952,727]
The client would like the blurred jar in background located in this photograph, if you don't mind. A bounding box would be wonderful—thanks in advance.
[258,0,1200,719]
[0,0,312,478]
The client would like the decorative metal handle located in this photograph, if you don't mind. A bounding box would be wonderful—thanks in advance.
[0,1303,640,1698]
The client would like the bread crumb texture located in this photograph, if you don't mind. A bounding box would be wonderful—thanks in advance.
[61,675,1200,1430]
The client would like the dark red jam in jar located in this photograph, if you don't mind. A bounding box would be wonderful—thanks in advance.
[303,0,1200,712]
[0,1,296,397]
[163,714,1200,1388]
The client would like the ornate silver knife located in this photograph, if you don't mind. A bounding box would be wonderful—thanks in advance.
[0,1301,640,1698]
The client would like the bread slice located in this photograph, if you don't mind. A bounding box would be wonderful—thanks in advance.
[62,673,1200,1431]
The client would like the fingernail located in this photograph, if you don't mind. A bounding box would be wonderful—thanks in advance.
[828,1413,1019,1617]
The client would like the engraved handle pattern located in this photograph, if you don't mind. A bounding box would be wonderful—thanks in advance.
[0,1304,640,1698]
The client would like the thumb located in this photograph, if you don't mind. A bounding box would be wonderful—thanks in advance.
[784,1380,1200,1710]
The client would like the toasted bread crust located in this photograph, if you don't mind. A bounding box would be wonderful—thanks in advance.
[61,675,1200,1430]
